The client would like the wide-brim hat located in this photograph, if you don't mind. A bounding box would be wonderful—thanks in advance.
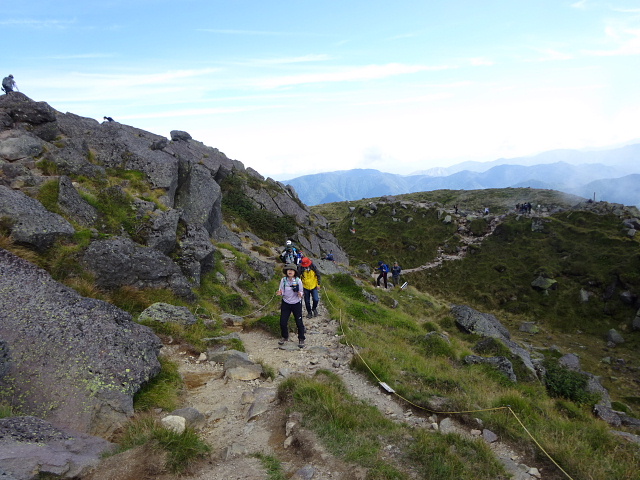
[282,264,298,275]
[300,257,312,267]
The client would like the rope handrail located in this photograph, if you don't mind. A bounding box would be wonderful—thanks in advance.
[319,285,575,480]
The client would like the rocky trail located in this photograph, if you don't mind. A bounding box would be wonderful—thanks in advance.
[156,303,545,480]
[88,238,549,479]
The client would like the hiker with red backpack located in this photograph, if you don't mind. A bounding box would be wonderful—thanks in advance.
[298,257,321,318]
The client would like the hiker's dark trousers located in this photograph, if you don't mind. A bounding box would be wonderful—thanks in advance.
[377,272,388,288]
[303,287,319,313]
[280,300,305,341]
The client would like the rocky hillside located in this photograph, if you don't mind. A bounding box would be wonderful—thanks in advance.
[0,93,347,478]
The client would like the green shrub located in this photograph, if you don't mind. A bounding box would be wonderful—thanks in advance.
[543,359,601,405]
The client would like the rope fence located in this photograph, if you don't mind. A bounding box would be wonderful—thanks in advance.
[319,284,575,480]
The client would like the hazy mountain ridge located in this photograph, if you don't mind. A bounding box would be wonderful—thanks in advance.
[287,145,640,206]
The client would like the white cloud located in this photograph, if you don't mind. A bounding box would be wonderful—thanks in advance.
[571,0,589,9]
[0,18,75,28]
[584,21,640,56]
[250,63,453,89]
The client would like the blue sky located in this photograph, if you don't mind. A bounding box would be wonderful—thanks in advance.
[3,0,640,180]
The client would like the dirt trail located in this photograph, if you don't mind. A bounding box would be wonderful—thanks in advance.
[158,295,545,480]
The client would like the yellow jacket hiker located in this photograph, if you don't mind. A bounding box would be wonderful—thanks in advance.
[297,257,322,318]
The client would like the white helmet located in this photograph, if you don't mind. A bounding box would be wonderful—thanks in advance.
[286,240,292,246]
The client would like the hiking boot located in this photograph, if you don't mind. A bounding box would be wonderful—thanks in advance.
[312,309,319,317]
[306,312,313,319]
[298,340,305,348]
[278,338,288,345]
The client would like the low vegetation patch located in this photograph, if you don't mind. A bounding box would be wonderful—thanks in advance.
[115,414,210,473]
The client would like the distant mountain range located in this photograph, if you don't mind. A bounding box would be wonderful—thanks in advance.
[285,144,640,207]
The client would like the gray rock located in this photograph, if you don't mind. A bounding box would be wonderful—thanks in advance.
[607,329,624,345]
[174,224,216,284]
[451,304,511,340]
[222,313,244,326]
[612,431,640,444]
[0,185,75,251]
[531,275,557,291]
[170,407,205,429]
[0,416,115,480]
[465,355,517,382]
[56,114,180,205]
[0,249,161,436]
[0,132,45,161]
[593,404,621,426]
[144,207,180,254]
[558,353,581,371]
[161,415,186,434]
[174,163,222,234]
[225,364,263,381]
[453,305,538,380]
[633,309,640,331]
[44,137,106,177]
[292,465,316,480]
[83,236,194,300]
[57,176,98,226]
[0,92,57,125]
[362,289,379,303]
[246,401,270,421]
[170,130,192,141]
[482,429,498,443]
[207,349,250,366]
[139,302,197,326]
[579,288,590,302]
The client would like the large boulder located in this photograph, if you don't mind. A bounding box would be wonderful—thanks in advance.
[83,236,195,300]
[451,304,511,339]
[0,92,57,125]
[452,305,537,380]
[57,176,99,226]
[0,185,75,250]
[174,162,222,234]
[174,224,216,284]
[0,416,115,480]
[0,249,162,436]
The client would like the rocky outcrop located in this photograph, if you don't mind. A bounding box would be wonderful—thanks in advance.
[83,236,195,299]
[0,416,115,480]
[0,185,75,250]
[139,302,197,326]
[57,175,98,226]
[0,249,162,436]
[452,305,538,380]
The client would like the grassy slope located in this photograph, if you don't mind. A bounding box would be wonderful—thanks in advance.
[308,188,640,478]
[283,273,640,480]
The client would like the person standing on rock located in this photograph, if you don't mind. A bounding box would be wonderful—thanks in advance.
[2,74,17,94]
[277,264,306,348]
[298,257,321,318]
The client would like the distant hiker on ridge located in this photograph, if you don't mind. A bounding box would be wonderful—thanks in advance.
[103,116,114,122]
[2,74,17,94]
